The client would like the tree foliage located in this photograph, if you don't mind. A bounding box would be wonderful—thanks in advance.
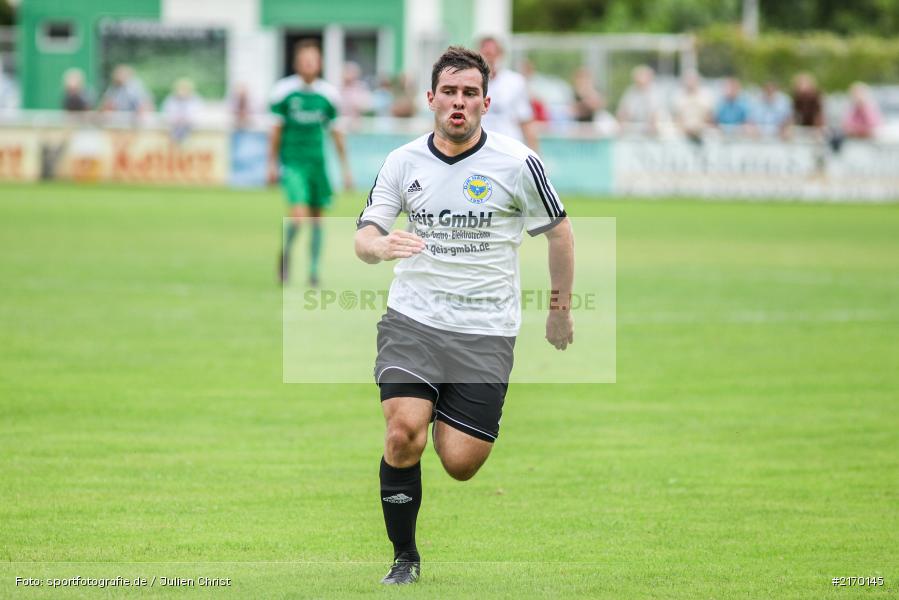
[513,0,899,36]
[698,26,899,90]
[0,0,14,27]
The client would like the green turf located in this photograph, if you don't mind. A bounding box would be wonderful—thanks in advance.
[1,182,897,598]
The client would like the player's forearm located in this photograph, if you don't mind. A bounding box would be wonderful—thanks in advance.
[331,130,350,169]
[355,227,384,264]
[268,125,282,166]
[546,218,574,310]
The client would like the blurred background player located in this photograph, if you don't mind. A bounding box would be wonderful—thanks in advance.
[477,36,540,152]
[269,40,353,286]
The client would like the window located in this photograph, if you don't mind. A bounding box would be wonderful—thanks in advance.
[38,21,80,53]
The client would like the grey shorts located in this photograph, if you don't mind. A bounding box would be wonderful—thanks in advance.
[374,308,516,442]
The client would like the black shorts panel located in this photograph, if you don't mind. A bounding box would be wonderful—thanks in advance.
[379,379,438,403]
[434,382,508,442]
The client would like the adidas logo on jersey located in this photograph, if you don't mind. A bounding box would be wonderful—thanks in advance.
[382,493,414,504]
[406,180,422,193]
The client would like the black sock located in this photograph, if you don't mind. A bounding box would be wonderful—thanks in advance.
[380,457,422,561]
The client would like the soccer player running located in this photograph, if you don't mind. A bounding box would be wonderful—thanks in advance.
[269,40,353,286]
[355,46,574,585]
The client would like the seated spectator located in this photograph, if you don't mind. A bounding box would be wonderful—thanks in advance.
[672,71,713,143]
[715,77,751,134]
[616,65,667,135]
[389,74,416,118]
[0,57,19,110]
[161,78,202,143]
[340,61,373,120]
[101,64,152,117]
[750,81,791,139]
[371,76,395,117]
[841,82,882,139]
[230,83,253,130]
[791,72,823,130]
[62,68,92,112]
[571,67,604,123]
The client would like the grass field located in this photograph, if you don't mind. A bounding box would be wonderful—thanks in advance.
[1,182,897,599]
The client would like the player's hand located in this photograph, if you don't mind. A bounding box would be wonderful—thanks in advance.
[546,309,574,350]
[342,170,354,192]
[267,163,280,186]
[374,230,425,261]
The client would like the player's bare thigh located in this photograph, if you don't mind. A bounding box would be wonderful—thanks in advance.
[432,420,493,481]
[382,396,432,468]
[288,204,309,221]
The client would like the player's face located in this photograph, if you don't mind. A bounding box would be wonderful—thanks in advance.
[427,67,490,144]
[295,48,321,80]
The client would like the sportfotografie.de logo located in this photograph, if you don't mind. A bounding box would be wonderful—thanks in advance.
[298,289,596,311]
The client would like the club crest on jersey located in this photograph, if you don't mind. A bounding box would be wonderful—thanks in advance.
[463,175,493,204]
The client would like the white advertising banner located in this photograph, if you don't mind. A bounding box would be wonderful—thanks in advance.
[613,137,899,202]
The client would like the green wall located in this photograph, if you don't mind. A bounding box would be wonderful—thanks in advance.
[261,0,404,72]
[19,0,161,109]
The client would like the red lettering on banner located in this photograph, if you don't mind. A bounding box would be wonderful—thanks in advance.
[0,146,24,179]
[112,139,216,183]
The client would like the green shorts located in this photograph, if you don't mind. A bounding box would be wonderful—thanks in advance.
[281,163,333,208]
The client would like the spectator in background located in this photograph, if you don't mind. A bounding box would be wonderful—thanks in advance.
[371,76,395,117]
[101,64,152,118]
[841,82,882,139]
[571,67,604,123]
[62,68,93,112]
[231,83,253,129]
[340,62,373,121]
[617,65,667,135]
[791,72,823,131]
[715,77,751,135]
[520,59,548,122]
[672,71,713,143]
[478,36,540,151]
[389,74,416,118]
[750,81,791,139]
[162,78,203,143]
[0,56,19,110]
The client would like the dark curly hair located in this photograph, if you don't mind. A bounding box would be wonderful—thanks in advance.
[431,46,489,97]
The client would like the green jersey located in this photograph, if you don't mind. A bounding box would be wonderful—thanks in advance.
[269,75,340,166]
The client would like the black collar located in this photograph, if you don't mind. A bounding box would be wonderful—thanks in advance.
[427,129,488,165]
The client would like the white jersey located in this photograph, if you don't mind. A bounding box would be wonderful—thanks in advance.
[481,69,534,142]
[357,130,566,336]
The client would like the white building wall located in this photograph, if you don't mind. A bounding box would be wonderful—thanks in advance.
[404,0,441,78]
[473,0,512,41]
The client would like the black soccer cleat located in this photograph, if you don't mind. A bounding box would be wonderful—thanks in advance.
[380,557,420,585]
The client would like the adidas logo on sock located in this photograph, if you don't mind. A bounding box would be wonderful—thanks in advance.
[382,493,414,504]
[406,180,422,193]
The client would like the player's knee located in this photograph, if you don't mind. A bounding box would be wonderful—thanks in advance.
[385,423,426,457]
